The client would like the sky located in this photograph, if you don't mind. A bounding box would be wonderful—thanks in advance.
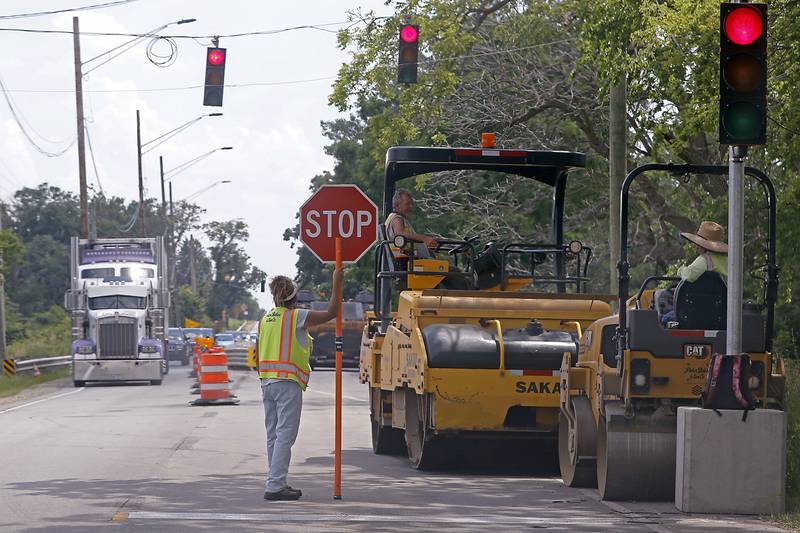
[0,0,390,310]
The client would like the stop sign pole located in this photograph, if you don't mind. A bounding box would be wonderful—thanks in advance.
[299,184,378,500]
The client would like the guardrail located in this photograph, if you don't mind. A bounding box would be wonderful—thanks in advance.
[13,356,72,375]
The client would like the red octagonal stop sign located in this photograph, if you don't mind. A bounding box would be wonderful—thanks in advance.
[299,184,379,264]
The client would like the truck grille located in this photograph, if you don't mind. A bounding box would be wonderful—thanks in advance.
[98,318,138,358]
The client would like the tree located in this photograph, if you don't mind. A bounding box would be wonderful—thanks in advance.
[204,220,265,323]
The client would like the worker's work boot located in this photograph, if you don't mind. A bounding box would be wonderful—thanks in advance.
[264,486,302,501]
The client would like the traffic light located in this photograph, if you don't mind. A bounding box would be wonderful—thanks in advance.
[397,24,419,84]
[203,47,227,107]
[719,3,767,145]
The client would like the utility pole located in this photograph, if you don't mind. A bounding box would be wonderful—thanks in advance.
[136,110,145,237]
[0,202,7,362]
[608,76,627,296]
[73,17,89,240]
[160,156,166,225]
[189,236,197,292]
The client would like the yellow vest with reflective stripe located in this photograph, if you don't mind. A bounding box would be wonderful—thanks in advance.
[258,307,312,390]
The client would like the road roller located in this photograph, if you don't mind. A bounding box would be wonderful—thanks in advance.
[359,140,616,469]
[558,163,785,500]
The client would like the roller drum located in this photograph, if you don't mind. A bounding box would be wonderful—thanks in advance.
[597,401,677,501]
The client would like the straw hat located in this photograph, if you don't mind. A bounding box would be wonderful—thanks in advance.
[680,221,728,254]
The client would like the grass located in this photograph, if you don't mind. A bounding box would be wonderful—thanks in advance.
[767,360,800,530]
[0,368,70,399]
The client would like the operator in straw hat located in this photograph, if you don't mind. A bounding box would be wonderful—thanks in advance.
[659,221,728,325]
[677,220,728,282]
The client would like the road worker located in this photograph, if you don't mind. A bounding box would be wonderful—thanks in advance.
[258,268,343,501]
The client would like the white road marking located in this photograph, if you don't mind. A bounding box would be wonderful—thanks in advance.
[0,387,84,415]
[307,389,367,403]
[124,511,620,525]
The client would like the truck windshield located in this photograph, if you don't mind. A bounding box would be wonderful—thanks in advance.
[89,295,146,310]
[121,267,155,280]
[81,268,115,279]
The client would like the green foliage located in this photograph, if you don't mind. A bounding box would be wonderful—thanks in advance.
[204,220,265,320]
[7,305,71,358]
[786,361,800,511]
[0,228,23,275]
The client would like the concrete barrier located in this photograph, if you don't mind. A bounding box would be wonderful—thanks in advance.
[675,407,785,514]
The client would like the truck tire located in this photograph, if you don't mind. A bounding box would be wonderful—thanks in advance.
[151,379,162,386]
[162,359,169,375]
[73,380,85,388]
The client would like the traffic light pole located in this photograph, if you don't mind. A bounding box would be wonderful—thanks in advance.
[727,146,746,355]
[72,17,89,240]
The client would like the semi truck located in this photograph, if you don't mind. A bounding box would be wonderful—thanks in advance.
[64,237,170,387]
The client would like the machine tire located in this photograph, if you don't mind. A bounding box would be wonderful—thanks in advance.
[151,379,162,386]
[404,388,447,470]
[73,380,85,388]
[558,396,598,488]
[370,388,406,455]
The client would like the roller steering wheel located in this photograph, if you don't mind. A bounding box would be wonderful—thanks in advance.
[448,235,480,256]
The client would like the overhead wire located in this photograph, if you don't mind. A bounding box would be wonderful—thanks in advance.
[0,40,574,95]
[0,0,138,20]
[0,74,76,157]
[0,19,363,39]
[84,122,104,195]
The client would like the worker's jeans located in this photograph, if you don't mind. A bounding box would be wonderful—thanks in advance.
[261,379,303,493]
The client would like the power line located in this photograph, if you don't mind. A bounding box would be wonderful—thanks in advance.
[0,0,138,20]
[0,39,575,95]
[0,74,77,157]
[0,20,361,39]
[84,123,104,194]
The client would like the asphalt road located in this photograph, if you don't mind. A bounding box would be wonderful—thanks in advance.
[0,364,787,532]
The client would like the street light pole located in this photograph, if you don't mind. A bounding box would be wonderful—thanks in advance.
[73,17,88,240]
[137,110,145,237]
[160,156,166,222]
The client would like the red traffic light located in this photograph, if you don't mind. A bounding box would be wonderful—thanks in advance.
[724,6,764,45]
[208,49,225,65]
[400,25,418,43]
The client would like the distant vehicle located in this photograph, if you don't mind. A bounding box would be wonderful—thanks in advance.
[248,333,258,343]
[308,301,365,368]
[64,237,170,386]
[167,327,191,366]
[214,333,235,347]
[183,327,213,343]
[230,331,247,343]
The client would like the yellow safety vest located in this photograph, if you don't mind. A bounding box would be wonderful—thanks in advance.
[258,307,312,390]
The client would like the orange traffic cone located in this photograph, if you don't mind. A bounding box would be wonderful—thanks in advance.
[33,363,41,377]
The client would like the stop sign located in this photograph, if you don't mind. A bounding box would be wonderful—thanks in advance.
[299,184,379,264]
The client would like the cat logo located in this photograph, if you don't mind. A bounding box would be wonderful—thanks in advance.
[515,381,561,394]
[684,344,711,359]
